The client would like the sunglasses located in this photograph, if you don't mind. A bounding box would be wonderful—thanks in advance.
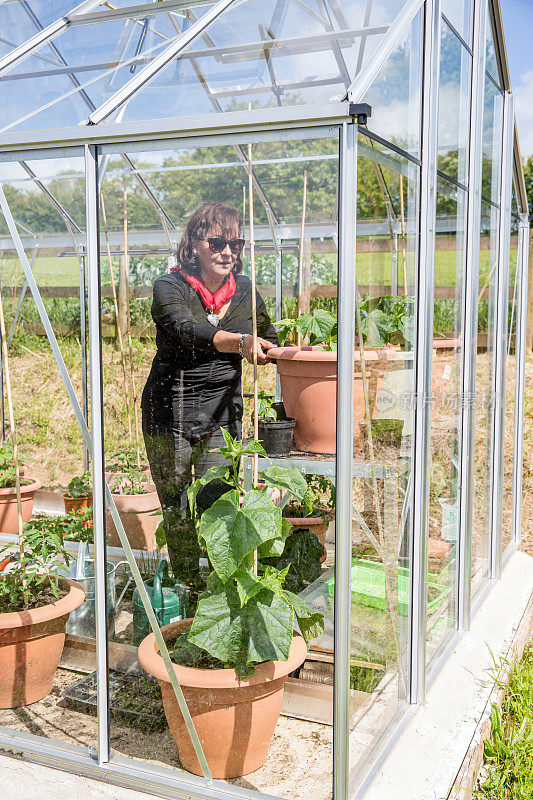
[199,237,245,255]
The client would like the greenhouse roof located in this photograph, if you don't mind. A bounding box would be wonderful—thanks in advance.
[0,0,528,249]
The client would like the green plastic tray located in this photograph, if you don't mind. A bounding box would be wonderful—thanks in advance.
[326,559,449,616]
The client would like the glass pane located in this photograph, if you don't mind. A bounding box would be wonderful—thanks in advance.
[99,134,340,798]
[0,0,74,56]
[362,10,423,158]
[0,154,96,752]
[0,156,86,237]
[1,0,410,133]
[426,177,465,663]
[441,0,472,45]
[349,139,418,776]
[0,10,180,133]
[117,0,407,123]
[482,73,503,204]
[501,217,520,553]
[437,20,471,186]
[472,200,499,591]
[485,16,501,87]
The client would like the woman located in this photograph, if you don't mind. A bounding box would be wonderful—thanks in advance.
[141,201,278,585]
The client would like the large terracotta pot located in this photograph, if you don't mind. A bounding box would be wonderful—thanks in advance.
[63,492,92,514]
[106,483,162,550]
[138,618,307,778]
[0,578,85,708]
[268,347,384,454]
[0,478,41,534]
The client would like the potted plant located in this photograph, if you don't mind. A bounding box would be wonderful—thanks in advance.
[105,450,162,551]
[138,431,324,779]
[63,470,92,514]
[268,300,412,454]
[0,441,41,534]
[283,474,335,551]
[0,520,84,708]
[254,391,296,457]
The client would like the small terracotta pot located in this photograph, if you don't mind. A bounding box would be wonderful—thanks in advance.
[138,619,307,778]
[105,483,162,550]
[0,578,85,708]
[0,478,41,534]
[428,537,450,559]
[63,493,92,514]
[268,347,382,454]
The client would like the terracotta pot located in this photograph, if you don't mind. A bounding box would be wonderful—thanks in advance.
[0,478,41,534]
[63,493,92,514]
[428,537,450,559]
[138,619,307,778]
[105,483,162,550]
[268,347,383,454]
[0,578,85,708]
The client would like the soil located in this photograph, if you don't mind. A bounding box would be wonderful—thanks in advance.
[0,584,68,614]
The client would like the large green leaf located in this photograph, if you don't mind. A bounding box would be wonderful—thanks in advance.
[187,584,249,667]
[199,489,282,581]
[256,516,293,558]
[234,569,263,606]
[187,584,294,674]
[246,589,294,663]
[362,308,393,348]
[283,590,325,645]
[261,466,309,507]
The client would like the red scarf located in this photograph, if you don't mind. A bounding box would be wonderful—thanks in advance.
[173,267,236,313]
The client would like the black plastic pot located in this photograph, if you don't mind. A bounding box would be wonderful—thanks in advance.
[258,417,296,457]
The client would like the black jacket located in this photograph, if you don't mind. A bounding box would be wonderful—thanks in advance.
[141,271,278,439]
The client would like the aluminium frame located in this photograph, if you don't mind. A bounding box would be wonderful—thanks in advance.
[0,0,529,797]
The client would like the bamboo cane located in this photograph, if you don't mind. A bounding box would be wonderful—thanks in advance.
[399,175,408,293]
[297,169,308,345]
[247,145,259,482]
[0,287,24,578]
[123,181,141,467]
[100,192,133,444]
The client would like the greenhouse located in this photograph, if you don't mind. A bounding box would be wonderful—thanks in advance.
[0,0,530,798]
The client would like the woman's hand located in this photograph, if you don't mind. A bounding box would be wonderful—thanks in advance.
[241,334,276,365]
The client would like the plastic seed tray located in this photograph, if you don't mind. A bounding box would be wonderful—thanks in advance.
[326,559,450,616]
[62,669,165,730]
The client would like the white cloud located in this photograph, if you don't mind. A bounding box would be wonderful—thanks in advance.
[514,69,533,158]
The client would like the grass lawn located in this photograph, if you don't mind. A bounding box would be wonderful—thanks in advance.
[474,644,533,799]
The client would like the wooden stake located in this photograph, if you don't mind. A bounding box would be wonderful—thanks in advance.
[0,288,24,568]
[100,192,133,444]
[399,175,408,293]
[123,181,141,467]
[247,145,259,481]
[297,169,308,345]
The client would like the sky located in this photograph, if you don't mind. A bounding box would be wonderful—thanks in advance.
[501,0,533,156]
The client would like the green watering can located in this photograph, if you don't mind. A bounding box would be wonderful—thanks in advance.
[132,557,189,645]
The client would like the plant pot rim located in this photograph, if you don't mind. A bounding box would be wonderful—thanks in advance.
[108,482,157,496]
[0,577,85,629]
[268,346,395,363]
[257,417,296,427]
[62,492,92,500]
[138,618,307,689]
[0,477,41,496]
[284,511,333,524]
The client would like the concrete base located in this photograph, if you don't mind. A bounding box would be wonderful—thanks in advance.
[0,752,155,800]
[362,549,533,800]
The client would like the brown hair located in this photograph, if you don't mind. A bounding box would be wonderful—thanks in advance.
[177,201,243,275]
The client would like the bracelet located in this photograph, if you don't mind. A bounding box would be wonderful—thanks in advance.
[238,333,246,357]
